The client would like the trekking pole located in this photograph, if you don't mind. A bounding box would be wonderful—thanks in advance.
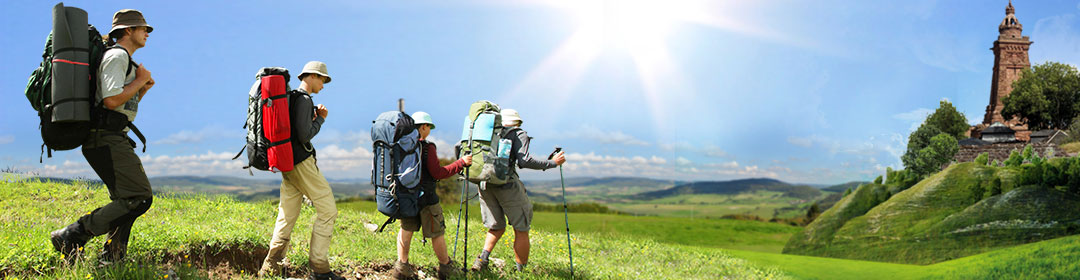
[451,163,467,259]
[551,146,573,278]
[459,113,480,272]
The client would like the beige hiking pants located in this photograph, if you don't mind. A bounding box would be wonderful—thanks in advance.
[261,156,338,274]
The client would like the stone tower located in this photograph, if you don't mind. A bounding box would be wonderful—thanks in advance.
[974,1,1033,140]
[983,1,1032,125]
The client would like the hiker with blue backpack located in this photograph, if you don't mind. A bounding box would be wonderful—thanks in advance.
[256,61,346,280]
[48,8,155,265]
[389,112,472,280]
[469,108,566,272]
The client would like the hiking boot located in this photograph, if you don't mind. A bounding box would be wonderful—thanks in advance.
[390,261,416,279]
[437,261,462,280]
[309,271,345,280]
[258,258,284,278]
[101,223,133,263]
[470,257,489,271]
[50,222,90,263]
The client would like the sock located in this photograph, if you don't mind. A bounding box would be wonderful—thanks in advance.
[479,250,491,261]
[515,263,527,271]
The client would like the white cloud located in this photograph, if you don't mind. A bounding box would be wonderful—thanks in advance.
[676,157,692,165]
[893,108,933,132]
[787,136,814,148]
[560,124,650,146]
[153,125,244,145]
[0,135,13,145]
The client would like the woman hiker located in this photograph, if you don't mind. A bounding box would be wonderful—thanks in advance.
[391,111,472,280]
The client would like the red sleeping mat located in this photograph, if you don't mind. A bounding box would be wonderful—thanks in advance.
[261,75,293,172]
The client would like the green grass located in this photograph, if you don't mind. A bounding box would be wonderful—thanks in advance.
[605,191,827,219]
[785,161,1080,264]
[728,234,1080,280]
[0,174,787,279]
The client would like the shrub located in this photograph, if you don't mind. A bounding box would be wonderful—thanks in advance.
[1005,150,1023,167]
[985,177,1003,197]
[874,176,883,184]
[974,152,989,165]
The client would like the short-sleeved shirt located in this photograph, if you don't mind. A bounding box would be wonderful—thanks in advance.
[97,47,139,123]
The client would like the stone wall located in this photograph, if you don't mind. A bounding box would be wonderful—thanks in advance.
[954,142,1067,164]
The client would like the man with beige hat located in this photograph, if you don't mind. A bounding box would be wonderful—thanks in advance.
[50,8,156,265]
[258,61,344,280]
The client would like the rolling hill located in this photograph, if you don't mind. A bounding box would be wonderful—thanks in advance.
[784,161,1080,264]
[635,178,822,200]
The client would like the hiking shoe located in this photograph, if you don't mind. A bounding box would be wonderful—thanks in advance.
[50,222,90,263]
[437,261,462,280]
[470,257,489,271]
[390,261,416,279]
[309,271,345,280]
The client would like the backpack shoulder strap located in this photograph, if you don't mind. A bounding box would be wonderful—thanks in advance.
[375,216,396,233]
[105,46,136,76]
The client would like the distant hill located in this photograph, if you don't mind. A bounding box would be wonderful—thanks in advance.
[636,178,822,200]
[150,175,373,201]
[784,161,1080,264]
[821,181,868,193]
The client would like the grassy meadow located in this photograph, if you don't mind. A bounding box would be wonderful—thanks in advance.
[0,174,785,279]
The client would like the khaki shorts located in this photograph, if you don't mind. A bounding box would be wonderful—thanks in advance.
[478,179,533,232]
[401,203,446,238]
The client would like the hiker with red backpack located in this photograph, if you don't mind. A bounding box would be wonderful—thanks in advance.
[256,61,345,280]
[49,8,155,264]
[390,112,472,279]
[471,108,567,272]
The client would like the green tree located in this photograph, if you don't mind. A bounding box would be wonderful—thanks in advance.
[912,134,960,176]
[902,100,968,172]
[903,124,944,172]
[874,175,883,184]
[1004,150,1023,167]
[974,152,989,165]
[843,187,852,197]
[925,100,971,139]
[1001,62,1080,130]
[985,177,1002,198]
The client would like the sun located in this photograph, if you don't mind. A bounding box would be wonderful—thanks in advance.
[559,0,682,57]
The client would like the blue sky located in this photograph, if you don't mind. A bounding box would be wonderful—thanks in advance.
[3,0,1080,184]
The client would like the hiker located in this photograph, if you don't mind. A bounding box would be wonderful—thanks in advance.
[472,109,566,272]
[257,61,345,280]
[49,9,155,264]
[392,112,472,279]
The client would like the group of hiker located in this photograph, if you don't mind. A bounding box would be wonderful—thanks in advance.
[36,7,568,280]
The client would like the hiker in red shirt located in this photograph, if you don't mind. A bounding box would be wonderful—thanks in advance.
[392,111,471,279]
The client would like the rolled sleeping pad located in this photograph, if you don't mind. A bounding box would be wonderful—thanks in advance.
[50,2,91,122]
[261,75,294,172]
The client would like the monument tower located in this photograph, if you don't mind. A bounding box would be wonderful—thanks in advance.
[974,1,1033,140]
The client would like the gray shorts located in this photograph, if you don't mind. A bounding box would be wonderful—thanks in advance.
[478,179,533,232]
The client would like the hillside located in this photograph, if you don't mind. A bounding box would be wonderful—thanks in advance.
[637,178,822,200]
[0,174,786,279]
[784,161,1080,264]
[149,175,373,201]
[820,181,867,193]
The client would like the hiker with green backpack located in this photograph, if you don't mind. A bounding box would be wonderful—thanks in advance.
[47,8,155,265]
[468,108,566,272]
[256,61,346,280]
[390,111,472,280]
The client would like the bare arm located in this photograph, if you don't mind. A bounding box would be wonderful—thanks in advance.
[103,64,150,110]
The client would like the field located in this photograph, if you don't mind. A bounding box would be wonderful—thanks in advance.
[0,175,784,279]
[5,173,1078,279]
[604,192,827,219]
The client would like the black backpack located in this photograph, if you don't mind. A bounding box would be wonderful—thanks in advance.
[25,5,139,162]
